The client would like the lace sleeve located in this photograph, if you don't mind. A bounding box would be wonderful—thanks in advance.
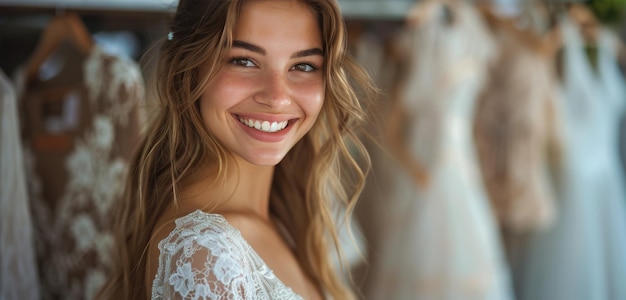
[151,213,256,300]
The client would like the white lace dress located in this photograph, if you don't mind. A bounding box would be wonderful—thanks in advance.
[152,210,304,300]
[361,2,514,300]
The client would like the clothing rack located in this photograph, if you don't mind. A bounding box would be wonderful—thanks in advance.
[1,0,417,19]
[0,0,176,14]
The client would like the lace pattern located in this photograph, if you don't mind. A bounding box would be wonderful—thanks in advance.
[152,210,304,300]
[17,46,143,299]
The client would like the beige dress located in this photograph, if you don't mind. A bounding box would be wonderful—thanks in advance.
[473,14,563,234]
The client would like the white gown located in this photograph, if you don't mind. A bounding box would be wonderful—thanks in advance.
[364,2,514,299]
[0,69,40,300]
[519,18,626,300]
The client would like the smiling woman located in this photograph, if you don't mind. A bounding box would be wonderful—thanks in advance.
[200,1,326,166]
[96,0,377,300]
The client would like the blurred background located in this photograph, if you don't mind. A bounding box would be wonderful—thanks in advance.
[0,0,625,299]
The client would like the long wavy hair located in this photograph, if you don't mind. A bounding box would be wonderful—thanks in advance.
[97,0,377,299]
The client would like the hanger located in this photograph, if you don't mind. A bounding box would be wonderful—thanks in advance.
[24,11,94,85]
[567,4,599,45]
[477,2,561,58]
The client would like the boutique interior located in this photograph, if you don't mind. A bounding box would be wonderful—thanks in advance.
[1,0,626,299]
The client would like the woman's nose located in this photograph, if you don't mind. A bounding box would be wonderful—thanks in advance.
[254,71,291,108]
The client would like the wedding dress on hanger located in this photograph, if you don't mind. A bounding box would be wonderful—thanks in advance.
[362,2,514,299]
[472,10,565,295]
[519,17,626,300]
[473,8,562,235]
[0,68,40,300]
[15,13,145,299]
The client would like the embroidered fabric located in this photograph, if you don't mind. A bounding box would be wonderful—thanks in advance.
[16,46,144,299]
[152,210,304,300]
[473,19,563,233]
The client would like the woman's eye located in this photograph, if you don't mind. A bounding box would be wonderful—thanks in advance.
[291,63,317,72]
[230,57,255,67]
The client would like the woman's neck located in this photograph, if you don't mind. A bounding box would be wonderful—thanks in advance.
[179,156,275,221]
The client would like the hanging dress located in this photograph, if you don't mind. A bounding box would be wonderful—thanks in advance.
[473,14,562,235]
[16,44,144,300]
[362,2,514,299]
[0,68,40,300]
[472,14,566,295]
[519,18,626,300]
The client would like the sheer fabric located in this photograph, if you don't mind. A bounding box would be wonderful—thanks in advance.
[0,69,40,300]
[152,210,304,300]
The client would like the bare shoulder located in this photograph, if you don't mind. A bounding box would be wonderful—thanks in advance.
[215,211,288,263]
[218,211,268,241]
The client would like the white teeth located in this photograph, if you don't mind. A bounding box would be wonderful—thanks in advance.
[237,116,289,133]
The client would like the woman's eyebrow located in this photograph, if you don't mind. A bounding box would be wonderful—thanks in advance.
[292,48,324,58]
[233,40,265,55]
[232,40,324,58]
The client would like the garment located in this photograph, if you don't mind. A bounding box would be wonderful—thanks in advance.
[519,18,626,300]
[473,20,562,234]
[152,210,304,300]
[0,69,40,300]
[352,29,405,294]
[361,2,514,299]
[17,45,144,300]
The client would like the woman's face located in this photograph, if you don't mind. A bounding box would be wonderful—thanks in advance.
[200,0,324,166]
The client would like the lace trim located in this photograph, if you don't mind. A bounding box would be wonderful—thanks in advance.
[152,210,304,300]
